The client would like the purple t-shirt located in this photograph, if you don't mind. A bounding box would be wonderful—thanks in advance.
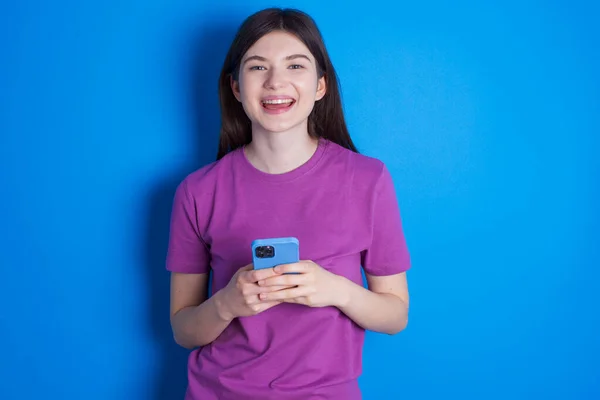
[166,139,411,399]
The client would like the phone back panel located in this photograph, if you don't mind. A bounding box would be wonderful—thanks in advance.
[252,237,299,270]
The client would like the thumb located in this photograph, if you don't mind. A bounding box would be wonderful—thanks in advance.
[239,263,254,272]
[235,263,255,282]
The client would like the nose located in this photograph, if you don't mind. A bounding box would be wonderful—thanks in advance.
[264,66,285,90]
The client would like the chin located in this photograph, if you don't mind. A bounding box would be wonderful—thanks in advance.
[262,124,296,134]
[256,118,305,135]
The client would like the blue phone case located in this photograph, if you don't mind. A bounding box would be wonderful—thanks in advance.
[252,237,299,270]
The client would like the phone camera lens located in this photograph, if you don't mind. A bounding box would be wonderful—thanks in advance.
[255,245,275,259]
[265,246,274,257]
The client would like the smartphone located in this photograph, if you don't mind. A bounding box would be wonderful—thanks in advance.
[252,237,299,270]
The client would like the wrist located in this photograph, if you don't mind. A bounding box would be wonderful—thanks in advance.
[213,289,234,322]
[334,275,353,309]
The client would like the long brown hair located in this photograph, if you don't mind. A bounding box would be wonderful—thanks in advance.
[216,8,358,160]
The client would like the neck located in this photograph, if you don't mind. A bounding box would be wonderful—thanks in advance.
[245,123,319,174]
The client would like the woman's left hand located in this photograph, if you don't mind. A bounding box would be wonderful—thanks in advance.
[256,261,349,308]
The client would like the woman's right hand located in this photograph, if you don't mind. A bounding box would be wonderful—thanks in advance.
[216,264,290,321]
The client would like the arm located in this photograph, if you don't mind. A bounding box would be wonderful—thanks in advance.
[170,266,290,349]
[259,263,409,335]
[338,163,410,335]
[336,272,409,335]
[170,272,232,349]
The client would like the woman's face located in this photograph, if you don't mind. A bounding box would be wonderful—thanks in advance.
[232,31,326,135]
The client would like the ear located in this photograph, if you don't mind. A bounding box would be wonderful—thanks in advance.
[230,75,242,102]
[315,75,327,101]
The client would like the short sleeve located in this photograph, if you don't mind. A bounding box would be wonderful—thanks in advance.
[361,164,411,276]
[165,179,211,274]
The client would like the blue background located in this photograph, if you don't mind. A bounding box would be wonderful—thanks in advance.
[1,1,598,399]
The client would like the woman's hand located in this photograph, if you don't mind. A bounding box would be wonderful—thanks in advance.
[256,261,349,308]
[217,264,293,321]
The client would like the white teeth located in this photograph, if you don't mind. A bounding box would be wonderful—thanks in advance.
[262,99,294,105]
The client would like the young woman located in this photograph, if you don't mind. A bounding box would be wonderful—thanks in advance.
[166,7,411,400]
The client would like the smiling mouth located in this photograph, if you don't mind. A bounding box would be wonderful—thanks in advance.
[261,98,296,110]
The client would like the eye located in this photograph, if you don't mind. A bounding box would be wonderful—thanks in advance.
[289,64,304,69]
[249,65,266,71]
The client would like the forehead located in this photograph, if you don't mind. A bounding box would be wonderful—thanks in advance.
[245,31,314,60]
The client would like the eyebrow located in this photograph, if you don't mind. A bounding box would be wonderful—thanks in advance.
[242,54,312,65]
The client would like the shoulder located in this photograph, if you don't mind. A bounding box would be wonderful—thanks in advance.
[176,149,240,198]
[324,140,389,188]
